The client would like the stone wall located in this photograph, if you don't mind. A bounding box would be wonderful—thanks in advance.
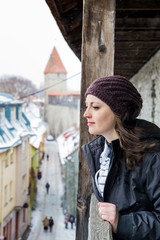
[44,72,67,121]
[131,50,160,126]
[47,104,80,137]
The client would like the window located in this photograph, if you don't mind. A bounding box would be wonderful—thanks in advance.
[10,152,14,164]
[4,185,8,206]
[23,208,26,222]
[22,175,26,193]
[9,181,13,201]
[5,158,9,168]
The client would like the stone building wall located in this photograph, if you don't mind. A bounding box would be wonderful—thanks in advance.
[44,72,67,121]
[131,50,160,126]
[47,104,80,137]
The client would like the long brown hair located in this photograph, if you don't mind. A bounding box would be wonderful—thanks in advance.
[115,116,159,169]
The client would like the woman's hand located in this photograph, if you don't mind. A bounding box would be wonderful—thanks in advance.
[98,202,119,233]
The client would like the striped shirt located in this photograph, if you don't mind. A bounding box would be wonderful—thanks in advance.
[95,140,112,197]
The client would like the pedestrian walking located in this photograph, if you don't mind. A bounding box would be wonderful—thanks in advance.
[42,216,49,231]
[49,216,54,232]
[64,214,69,229]
[46,154,49,161]
[82,75,160,239]
[45,182,50,194]
[69,214,75,229]
[37,170,42,180]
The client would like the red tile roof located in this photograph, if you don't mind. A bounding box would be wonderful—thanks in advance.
[44,47,67,74]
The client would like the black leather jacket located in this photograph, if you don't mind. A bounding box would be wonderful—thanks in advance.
[82,119,160,240]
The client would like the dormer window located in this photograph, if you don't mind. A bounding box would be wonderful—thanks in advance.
[0,107,5,124]
[19,106,22,120]
[16,105,22,120]
[11,107,16,122]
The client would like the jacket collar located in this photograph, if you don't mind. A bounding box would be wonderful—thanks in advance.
[82,136,121,176]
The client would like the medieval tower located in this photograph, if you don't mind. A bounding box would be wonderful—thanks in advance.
[44,47,67,120]
[44,47,80,137]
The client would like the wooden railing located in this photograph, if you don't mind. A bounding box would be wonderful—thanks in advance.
[88,194,113,240]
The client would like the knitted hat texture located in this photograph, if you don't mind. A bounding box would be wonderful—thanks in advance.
[85,75,143,122]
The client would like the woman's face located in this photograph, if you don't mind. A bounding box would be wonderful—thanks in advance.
[84,94,119,142]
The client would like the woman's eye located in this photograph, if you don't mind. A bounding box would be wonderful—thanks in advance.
[93,106,99,110]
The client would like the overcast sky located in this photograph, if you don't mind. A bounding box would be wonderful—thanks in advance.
[0,0,81,91]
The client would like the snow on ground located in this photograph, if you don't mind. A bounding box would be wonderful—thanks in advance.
[27,140,75,240]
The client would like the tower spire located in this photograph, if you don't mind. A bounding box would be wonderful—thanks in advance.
[44,47,67,74]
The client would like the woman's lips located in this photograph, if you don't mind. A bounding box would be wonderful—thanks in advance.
[88,122,95,126]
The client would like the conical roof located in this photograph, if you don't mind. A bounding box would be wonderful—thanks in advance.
[44,47,67,74]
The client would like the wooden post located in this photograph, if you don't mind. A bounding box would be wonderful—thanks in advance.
[76,0,115,239]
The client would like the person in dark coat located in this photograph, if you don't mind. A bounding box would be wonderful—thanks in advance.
[37,171,42,180]
[45,182,50,194]
[49,216,54,232]
[69,214,75,229]
[82,75,160,240]
[46,154,49,161]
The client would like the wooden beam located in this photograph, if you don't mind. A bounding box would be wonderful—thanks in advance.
[46,0,63,16]
[116,0,160,10]
[115,47,155,52]
[62,1,78,13]
[115,57,147,62]
[115,41,160,48]
[76,0,115,239]
[45,0,67,35]
[45,0,82,60]
[116,18,160,29]
[115,30,160,41]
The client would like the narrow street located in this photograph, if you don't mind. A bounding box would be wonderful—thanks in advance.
[27,140,75,240]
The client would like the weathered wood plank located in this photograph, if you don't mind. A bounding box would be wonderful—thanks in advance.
[76,0,115,239]
[88,194,113,240]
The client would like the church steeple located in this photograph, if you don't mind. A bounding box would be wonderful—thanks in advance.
[44,47,67,74]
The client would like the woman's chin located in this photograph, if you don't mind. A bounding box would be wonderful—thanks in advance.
[88,129,97,135]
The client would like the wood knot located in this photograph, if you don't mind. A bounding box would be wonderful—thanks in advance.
[99,44,107,53]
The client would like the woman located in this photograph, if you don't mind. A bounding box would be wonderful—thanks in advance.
[82,75,160,240]
[42,216,49,231]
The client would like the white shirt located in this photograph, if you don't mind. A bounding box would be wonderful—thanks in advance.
[95,141,111,197]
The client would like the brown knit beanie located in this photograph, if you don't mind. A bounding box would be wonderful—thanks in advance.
[85,75,143,122]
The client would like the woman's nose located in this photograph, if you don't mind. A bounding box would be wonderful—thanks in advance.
[83,108,90,118]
